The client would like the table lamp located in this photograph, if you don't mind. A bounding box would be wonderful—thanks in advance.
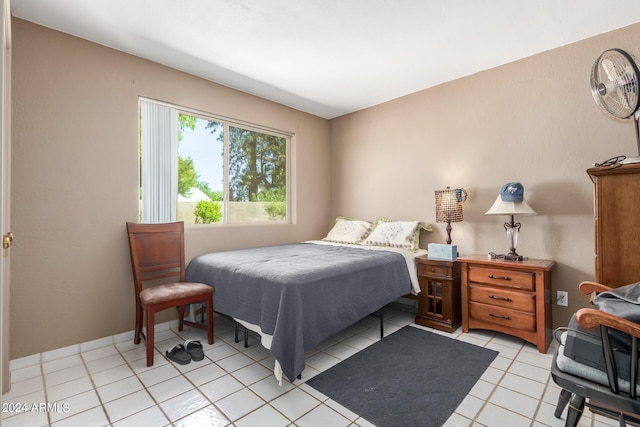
[485,182,536,260]
[435,187,467,244]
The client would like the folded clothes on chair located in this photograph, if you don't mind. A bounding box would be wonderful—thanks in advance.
[594,281,640,320]
[593,282,640,352]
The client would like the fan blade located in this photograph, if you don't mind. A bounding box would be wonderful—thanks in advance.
[602,59,619,81]
[616,86,631,109]
[617,67,636,86]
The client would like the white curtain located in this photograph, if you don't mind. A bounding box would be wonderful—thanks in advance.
[140,100,178,223]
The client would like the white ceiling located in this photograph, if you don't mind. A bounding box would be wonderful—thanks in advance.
[11,0,640,119]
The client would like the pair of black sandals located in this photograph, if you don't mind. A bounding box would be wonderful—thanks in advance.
[165,339,205,365]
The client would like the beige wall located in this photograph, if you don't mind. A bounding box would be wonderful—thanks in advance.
[10,19,331,359]
[330,22,640,328]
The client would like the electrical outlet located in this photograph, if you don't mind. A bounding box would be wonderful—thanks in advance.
[557,291,568,307]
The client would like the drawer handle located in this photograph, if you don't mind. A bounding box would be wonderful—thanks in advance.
[489,295,512,302]
[489,313,512,320]
[488,274,511,280]
[430,268,436,273]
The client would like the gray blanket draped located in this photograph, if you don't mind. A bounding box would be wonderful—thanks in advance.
[594,282,640,322]
[185,242,413,382]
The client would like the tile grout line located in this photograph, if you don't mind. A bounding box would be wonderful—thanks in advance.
[469,334,521,426]
[39,362,51,427]
[116,337,169,426]
[480,339,559,427]
[78,350,113,426]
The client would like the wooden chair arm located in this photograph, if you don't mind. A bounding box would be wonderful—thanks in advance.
[579,281,613,295]
[576,308,640,339]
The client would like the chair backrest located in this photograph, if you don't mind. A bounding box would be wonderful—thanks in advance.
[126,222,186,296]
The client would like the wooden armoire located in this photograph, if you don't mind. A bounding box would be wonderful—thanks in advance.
[587,163,640,288]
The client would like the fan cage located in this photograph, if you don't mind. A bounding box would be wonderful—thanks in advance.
[591,48,640,120]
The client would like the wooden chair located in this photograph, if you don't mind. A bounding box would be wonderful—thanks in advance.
[126,221,214,366]
[551,281,640,427]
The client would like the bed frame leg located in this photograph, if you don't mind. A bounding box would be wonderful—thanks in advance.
[369,308,385,339]
[234,323,250,347]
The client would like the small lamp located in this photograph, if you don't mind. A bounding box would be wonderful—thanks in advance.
[435,187,467,244]
[485,182,536,260]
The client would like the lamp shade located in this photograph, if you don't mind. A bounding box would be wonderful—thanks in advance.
[435,188,465,223]
[484,195,537,216]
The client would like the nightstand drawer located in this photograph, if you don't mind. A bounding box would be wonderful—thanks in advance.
[468,285,535,312]
[468,301,535,332]
[468,266,535,291]
[418,263,452,277]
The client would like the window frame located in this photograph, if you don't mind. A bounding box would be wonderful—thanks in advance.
[139,97,294,225]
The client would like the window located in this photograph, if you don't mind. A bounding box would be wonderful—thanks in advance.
[139,99,291,224]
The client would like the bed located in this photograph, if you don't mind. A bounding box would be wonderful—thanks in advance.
[185,217,429,383]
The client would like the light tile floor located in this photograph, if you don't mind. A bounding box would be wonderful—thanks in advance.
[1,303,620,427]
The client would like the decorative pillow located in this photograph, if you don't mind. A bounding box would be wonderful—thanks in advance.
[362,217,432,251]
[322,217,373,244]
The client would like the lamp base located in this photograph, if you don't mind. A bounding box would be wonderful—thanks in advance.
[445,221,452,245]
[503,216,523,260]
[488,252,527,261]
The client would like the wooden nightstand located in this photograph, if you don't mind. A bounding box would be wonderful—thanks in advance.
[415,256,461,333]
[458,255,555,353]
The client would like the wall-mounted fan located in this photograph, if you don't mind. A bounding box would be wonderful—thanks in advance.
[591,48,640,163]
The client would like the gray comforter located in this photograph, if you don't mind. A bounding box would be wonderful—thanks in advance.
[185,242,413,382]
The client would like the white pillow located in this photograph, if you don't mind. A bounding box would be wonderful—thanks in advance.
[362,218,429,251]
[322,217,373,244]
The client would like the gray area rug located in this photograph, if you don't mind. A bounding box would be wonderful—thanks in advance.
[306,325,498,427]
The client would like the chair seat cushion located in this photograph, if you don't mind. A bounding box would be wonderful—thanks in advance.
[140,282,213,307]
[557,330,640,395]
[564,314,640,384]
